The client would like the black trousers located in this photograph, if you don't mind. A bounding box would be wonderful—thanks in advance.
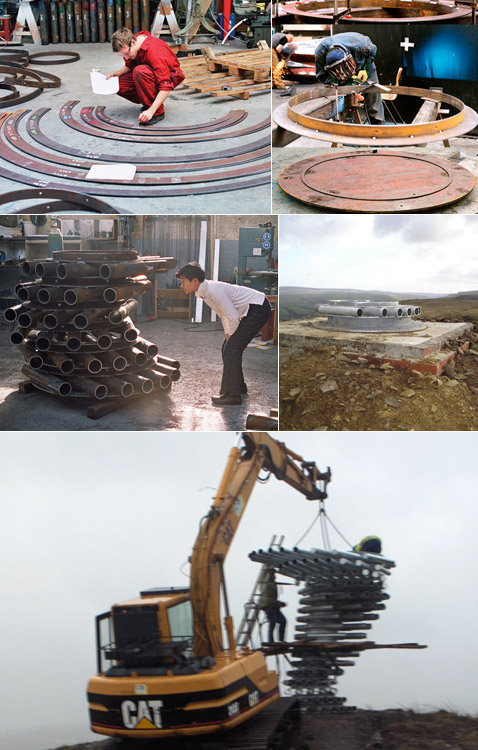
[220,299,272,396]
[264,607,286,643]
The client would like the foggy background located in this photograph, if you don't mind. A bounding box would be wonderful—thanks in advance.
[280,215,478,295]
[1,430,477,749]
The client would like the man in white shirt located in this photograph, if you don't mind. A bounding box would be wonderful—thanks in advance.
[176,262,272,406]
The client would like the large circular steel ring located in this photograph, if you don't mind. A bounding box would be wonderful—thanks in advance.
[280,0,471,22]
[28,51,81,65]
[274,85,478,146]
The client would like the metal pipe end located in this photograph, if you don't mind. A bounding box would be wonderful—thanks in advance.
[35,262,46,277]
[16,287,30,302]
[73,313,88,330]
[97,334,112,350]
[37,289,51,304]
[64,290,78,305]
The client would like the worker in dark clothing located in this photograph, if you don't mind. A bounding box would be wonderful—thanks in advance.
[314,32,384,124]
[107,28,185,125]
[259,569,287,644]
[176,262,271,406]
[272,32,296,58]
[353,536,382,554]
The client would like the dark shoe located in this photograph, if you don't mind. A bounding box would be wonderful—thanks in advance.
[220,383,248,396]
[211,394,242,406]
[139,112,165,126]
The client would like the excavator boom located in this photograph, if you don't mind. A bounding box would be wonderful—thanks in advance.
[189,432,331,657]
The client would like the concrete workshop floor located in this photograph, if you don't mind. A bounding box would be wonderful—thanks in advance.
[0,41,271,214]
[0,317,277,431]
[272,87,478,214]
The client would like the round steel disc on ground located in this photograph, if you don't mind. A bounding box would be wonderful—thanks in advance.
[279,151,475,212]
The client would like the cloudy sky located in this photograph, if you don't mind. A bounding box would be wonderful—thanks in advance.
[280,215,478,295]
[2,430,477,750]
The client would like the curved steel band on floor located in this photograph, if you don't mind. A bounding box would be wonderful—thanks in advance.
[26,108,271,165]
[6,111,270,174]
[287,85,466,138]
[0,156,271,198]
[88,105,249,135]
[1,112,270,186]
[0,83,20,104]
[280,0,471,21]
[60,100,271,143]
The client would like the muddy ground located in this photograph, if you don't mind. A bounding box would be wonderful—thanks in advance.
[49,709,478,750]
[295,709,478,750]
[279,326,478,432]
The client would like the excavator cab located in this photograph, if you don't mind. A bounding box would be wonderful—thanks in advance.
[94,587,215,676]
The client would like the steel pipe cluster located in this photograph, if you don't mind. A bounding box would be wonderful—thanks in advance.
[249,546,395,712]
[315,300,427,332]
[7,249,180,402]
[38,0,151,45]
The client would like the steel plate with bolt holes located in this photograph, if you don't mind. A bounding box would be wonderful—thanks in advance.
[279,151,476,213]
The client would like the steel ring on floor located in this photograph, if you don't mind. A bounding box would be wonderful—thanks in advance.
[0,86,42,108]
[0,83,20,104]
[0,49,30,65]
[0,188,126,214]
[28,51,80,65]
[0,65,61,89]
[11,69,62,89]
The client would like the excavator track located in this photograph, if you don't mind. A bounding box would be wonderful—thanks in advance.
[68,698,300,750]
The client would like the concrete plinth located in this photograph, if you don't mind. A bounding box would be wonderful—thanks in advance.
[280,317,473,374]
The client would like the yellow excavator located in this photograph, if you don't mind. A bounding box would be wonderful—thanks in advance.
[87,432,331,739]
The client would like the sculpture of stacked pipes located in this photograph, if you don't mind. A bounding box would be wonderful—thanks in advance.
[6,250,180,401]
[38,0,150,45]
[315,300,427,332]
[249,546,395,712]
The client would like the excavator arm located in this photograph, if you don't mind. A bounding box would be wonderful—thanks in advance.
[189,432,331,658]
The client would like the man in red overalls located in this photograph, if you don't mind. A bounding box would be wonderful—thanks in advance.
[106,27,185,126]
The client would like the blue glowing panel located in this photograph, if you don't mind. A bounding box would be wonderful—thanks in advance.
[404,28,478,81]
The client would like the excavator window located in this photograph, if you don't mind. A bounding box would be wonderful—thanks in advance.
[167,600,193,654]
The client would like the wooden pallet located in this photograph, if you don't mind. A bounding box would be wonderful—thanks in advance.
[178,46,271,100]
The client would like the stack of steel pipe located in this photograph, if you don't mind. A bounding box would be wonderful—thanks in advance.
[38,0,150,44]
[249,546,395,712]
[7,249,180,402]
[315,300,426,332]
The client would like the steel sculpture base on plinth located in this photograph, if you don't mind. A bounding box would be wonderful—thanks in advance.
[280,0,471,23]
[279,151,476,213]
[315,301,427,332]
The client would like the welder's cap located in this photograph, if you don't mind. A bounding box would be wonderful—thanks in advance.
[324,46,356,83]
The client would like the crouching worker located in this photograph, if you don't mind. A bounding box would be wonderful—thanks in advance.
[106,28,185,126]
[176,262,272,406]
[314,32,384,124]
